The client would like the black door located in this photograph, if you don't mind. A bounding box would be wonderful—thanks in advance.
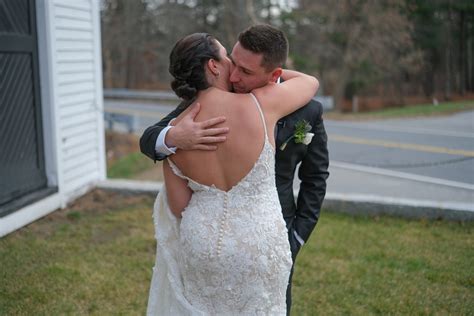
[0,0,48,217]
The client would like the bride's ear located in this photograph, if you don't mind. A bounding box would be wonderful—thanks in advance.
[207,59,220,77]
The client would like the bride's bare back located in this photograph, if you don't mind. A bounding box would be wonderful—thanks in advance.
[170,88,272,192]
[164,69,318,217]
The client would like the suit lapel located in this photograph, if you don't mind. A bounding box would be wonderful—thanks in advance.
[276,108,308,149]
[275,120,284,144]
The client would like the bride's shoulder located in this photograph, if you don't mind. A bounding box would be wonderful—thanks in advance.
[200,90,249,108]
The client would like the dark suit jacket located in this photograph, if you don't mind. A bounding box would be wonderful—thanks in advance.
[139,98,329,260]
[140,100,190,162]
[274,99,329,261]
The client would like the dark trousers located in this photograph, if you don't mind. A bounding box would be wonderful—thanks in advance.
[286,237,301,316]
[286,225,300,315]
[286,263,295,315]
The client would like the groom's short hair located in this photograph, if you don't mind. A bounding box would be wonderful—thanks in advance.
[238,24,288,72]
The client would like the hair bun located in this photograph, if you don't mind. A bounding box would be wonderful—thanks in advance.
[168,33,220,100]
[171,79,197,100]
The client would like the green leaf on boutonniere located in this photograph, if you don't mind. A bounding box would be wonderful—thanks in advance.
[279,120,312,151]
[294,120,312,143]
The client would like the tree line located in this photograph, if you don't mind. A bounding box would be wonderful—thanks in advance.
[101,0,474,110]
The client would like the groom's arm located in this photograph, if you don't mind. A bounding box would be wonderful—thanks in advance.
[294,101,329,244]
[139,102,187,162]
[139,101,230,162]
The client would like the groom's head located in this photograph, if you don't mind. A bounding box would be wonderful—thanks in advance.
[230,24,288,93]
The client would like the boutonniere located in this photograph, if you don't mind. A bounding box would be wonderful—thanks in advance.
[279,120,314,151]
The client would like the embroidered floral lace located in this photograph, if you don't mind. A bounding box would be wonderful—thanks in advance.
[147,94,292,315]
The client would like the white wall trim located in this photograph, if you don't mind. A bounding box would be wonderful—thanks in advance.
[45,0,67,207]
[0,193,61,237]
[91,1,107,181]
[36,0,60,189]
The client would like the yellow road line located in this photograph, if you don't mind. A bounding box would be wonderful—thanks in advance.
[331,134,474,157]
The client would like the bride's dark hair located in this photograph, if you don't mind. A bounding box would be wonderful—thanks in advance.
[169,33,221,100]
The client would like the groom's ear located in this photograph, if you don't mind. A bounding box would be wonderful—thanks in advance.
[270,68,282,83]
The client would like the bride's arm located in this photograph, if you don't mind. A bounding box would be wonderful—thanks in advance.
[163,159,192,218]
[251,69,319,122]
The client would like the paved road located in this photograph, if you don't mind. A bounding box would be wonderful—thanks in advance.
[104,99,474,214]
[104,99,176,134]
[104,100,474,185]
[104,99,177,117]
[325,111,474,186]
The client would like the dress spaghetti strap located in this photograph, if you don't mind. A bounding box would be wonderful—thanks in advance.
[249,93,269,141]
[165,93,274,193]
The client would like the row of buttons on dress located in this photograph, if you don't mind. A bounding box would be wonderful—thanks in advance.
[215,194,229,257]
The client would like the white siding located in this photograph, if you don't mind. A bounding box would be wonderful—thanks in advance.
[51,0,106,201]
[0,0,105,237]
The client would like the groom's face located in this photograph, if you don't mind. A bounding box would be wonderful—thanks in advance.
[229,41,276,93]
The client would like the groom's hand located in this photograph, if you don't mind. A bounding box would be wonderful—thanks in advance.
[165,102,229,151]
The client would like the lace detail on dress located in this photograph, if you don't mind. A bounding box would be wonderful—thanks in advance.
[147,93,292,315]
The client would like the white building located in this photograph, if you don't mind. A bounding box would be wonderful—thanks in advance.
[0,0,105,237]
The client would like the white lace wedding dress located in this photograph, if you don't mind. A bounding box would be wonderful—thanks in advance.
[147,93,292,315]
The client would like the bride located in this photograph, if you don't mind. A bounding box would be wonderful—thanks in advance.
[147,32,318,315]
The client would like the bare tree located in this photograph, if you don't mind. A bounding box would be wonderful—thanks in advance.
[284,0,423,109]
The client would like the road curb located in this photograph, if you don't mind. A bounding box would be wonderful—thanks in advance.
[323,192,474,221]
[97,179,474,221]
[96,179,162,195]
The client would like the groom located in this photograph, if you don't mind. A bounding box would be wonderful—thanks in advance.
[140,24,329,314]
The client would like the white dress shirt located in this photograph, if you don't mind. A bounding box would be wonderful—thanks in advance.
[155,119,177,155]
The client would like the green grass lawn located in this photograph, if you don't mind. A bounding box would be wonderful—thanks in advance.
[326,100,474,120]
[1,190,472,315]
[107,151,154,179]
